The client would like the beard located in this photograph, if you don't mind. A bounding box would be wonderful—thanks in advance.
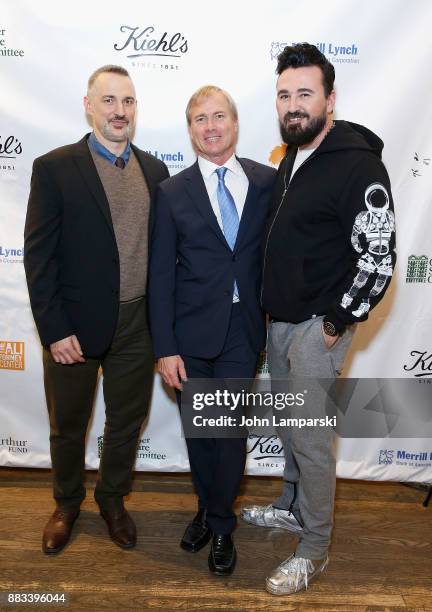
[279,109,327,147]
[102,117,132,143]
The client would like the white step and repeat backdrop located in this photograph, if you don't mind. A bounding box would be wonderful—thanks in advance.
[1,0,432,483]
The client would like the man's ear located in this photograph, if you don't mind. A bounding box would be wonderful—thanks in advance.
[83,95,92,115]
[327,89,336,114]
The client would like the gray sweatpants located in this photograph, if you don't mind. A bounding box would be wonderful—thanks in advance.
[267,315,355,559]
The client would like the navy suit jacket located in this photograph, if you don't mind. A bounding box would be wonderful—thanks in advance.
[148,158,276,360]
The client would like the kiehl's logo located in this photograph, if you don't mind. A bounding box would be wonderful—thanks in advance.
[114,26,188,58]
[0,135,22,159]
[403,351,432,378]
[247,435,284,460]
[0,341,25,370]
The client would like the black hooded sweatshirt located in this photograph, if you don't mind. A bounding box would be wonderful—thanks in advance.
[261,120,396,333]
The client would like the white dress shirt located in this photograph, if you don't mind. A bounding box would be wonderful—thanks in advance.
[197,154,249,303]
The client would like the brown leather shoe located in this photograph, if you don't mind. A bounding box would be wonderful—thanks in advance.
[99,506,136,549]
[42,507,80,554]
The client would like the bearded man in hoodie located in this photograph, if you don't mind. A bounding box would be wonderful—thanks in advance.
[241,43,396,595]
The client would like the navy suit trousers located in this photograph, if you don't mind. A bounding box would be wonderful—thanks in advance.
[178,304,258,534]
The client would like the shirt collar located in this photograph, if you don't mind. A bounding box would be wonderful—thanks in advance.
[88,132,131,165]
[198,153,241,179]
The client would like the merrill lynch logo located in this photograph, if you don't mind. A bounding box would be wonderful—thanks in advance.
[379,449,432,465]
[270,42,358,61]
[114,26,188,58]
[379,449,393,465]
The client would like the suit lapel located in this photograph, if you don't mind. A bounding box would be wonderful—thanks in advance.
[184,161,230,249]
[234,157,259,250]
[72,135,115,238]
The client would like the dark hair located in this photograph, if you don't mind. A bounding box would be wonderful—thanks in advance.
[87,65,130,94]
[276,43,335,97]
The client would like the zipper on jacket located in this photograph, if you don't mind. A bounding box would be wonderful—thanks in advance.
[260,152,317,306]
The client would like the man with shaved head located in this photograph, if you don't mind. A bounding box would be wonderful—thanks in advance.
[24,65,169,554]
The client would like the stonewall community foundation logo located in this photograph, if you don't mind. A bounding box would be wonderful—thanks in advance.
[270,41,359,64]
[257,350,269,376]
[114,25,188,71]
[406,254,432,283]
[379,448,432,468]
[0,341,25,371]
[98,436,167,461]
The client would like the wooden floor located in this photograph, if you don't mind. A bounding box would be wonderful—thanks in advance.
[0,469,431,612]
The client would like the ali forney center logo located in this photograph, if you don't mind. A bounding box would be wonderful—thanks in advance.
[406,254,432,283]
[0,341,24,371]
[114,25,188,71]
[270,41,359,64]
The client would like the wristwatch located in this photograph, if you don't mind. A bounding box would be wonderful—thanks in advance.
[322,320,338,337]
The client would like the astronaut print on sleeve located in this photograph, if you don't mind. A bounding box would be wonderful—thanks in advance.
[341,182,396,318]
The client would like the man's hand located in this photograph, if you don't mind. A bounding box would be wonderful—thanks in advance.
[158,355,187,391]
[322,328,339,350]
[50,335,85,364]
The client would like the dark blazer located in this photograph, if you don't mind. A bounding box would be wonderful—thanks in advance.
[148,158,276,360]
[24,134,169,356]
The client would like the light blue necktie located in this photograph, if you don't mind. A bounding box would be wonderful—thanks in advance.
[216,166,239,299]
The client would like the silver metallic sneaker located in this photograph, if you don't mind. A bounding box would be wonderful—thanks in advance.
[240,504,303,533]
[265,554,329,595]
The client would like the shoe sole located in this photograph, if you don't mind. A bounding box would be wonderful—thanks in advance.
[209,566,235,576]
[240,513,303,534]
[265,558,329,595]
[180,529,212,553]
[208,551,237,576]
[111,538,136,549]
[42,545,67,555]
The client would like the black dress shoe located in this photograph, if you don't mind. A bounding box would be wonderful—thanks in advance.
[180,509,212,553]
[99,505,136,549]
[42,506,80,554]
[208,534,236,575]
